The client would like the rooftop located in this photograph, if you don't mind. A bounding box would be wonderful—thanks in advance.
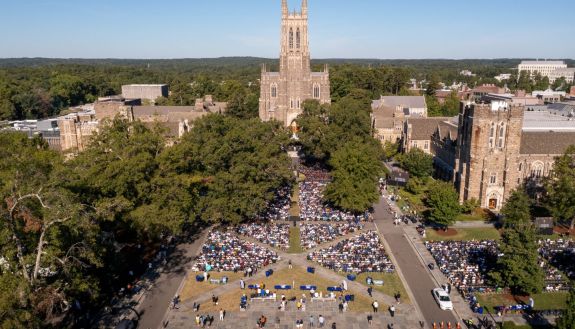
[372,96,426,110]
[520,60,566,65]
[522,110,575,132]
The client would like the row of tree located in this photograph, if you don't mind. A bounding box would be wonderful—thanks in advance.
[0,115,293,327]
[296,98,385,213]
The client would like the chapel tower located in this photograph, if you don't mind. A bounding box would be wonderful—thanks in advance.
[259,0,331,126]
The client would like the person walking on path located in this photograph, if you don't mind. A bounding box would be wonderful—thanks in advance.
[372,300,379,313]
[240,279,245,289]
[309,315,315,327]
[318,315,325,327]
[368,287,373,297]
[219,309,225,321]
[289,259,292,269]
[367,314,373,325]
[389,304,396,317]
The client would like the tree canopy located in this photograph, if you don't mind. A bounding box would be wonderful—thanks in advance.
[544,145,575,229]
[397,148,434,178]
[501,188,532,228]
[425,181,461,228]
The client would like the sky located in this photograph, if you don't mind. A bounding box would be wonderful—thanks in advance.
[0,0,574,59]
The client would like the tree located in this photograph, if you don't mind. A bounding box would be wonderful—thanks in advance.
[425,94,442,117]
[442,90,461,117]
[501,188,532,228]
[397,148,434,178]
[544,145,575,229]
[426,181,461,228]
[382,141,400,161]
[490,224,544,295]
[556,287,575,329]
[461,198,480,214]
[324,138,384,212]
[0,132,101,326]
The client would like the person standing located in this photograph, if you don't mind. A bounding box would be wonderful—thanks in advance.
[331,323,337,329]
[240,279,245,290]
[318,315,325,327]
[368,287,373,297]
[372,300,379,313]
[309,315,315,327]
[289,259,293,269]
[219,309,225,321]
[367,314,373,325]
[390,305,396,317]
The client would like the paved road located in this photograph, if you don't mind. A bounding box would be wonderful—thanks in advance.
[136,231,207,329]
[374,197,459,328]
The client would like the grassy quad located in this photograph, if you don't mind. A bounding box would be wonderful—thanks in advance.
[352,272,411,304]
[425,227,501,241]
[475,292,568,314]
[288,226,303,253]
[194,266,383,313]
[180,271,245,302]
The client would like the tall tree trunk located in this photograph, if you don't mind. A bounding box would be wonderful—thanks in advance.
[32,228,47,284]
[570,217,574,230]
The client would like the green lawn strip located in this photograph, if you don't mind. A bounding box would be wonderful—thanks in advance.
[354,272,411,304]
[288,226,303,253]
[289,182,300,217]
[456,213,487,222]
[425,227,501,241]
[476,292,568,314]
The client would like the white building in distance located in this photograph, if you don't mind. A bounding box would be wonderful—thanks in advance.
[518,60,575,83]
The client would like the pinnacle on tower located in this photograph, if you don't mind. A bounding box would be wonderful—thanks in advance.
[302,0,307,16]
[282,0,288,17]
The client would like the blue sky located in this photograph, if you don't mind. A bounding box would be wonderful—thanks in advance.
[1,0,574,59]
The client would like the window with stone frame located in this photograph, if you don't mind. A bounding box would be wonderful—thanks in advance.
[271,84,277,98]
[497,123,506,148]
[289,28,294,49]
[313,84,320,99]
[489,122,495,148]
[296,28,301,49]
[489,173,497,184]
[531,162,544,178]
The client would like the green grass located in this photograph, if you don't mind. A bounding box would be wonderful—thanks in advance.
[397,189,426,213]
[425,227,501,241]
[354,272,411,304]
[288,226,303,253]
[456,213,487,222]
[289,182,300,217]
[501,322,553,329]
[476,292,568,313]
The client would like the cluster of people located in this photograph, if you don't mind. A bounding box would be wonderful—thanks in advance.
[299,167,369,221]
[254,185,292,221]
[538,238,575,291]
[426,239,575,293]
[299,222,364,249]
[192,230,279,272]
[236,222,290,250]
[307,231,395,274]
[425,240,498,293]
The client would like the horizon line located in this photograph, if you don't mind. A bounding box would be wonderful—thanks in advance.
[1,56,574,61]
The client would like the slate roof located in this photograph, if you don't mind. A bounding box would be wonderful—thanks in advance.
[407,117,451,140]
[520,131,575,155]
[372,96,426,110]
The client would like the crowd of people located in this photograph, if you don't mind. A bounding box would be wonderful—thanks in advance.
[298,167,370,222]
[425,240,498,293]
[426,238,575,293]
[307,231,395,274]
[254,185,292,221]
[237,222,290,250]
[299,222,364,250]
[192,229,279,272]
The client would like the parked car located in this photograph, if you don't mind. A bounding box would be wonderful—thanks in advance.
[432,288,453,310]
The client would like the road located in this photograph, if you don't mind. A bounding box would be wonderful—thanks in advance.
[136,231,207,329]
[374,196,459,328]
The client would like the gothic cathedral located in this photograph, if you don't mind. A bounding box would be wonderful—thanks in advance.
[259,0,331,127]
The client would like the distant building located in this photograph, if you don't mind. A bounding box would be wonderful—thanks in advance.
[532,89,566,103]
[121,84,169,102]
[518,60,574,83]
[94,97,141,121]
[480,91,542,110]
[259,0,331,126]
[371,96,428,144]
[459,70,475,77]
[494,73,512,82]
[467,84,506,100]
[58,111,99,152]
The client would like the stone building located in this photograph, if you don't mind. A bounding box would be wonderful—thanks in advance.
[401,102,575,211]
[259,0,331,126]
[371,96,427,144]
[121,84,169,102]
[58,111,99,152]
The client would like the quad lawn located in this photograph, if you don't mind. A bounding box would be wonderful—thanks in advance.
[195,266,382,313]
[476,292,568,314]
[288,226,303,254]
[354,272,411,304]
[425,227,501,241]
[180,271,245,302]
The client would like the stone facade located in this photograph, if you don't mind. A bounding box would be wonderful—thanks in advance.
[402,103,575,211]
[58,112,99,152]
[259,0,331,127]
[121,84,168,102]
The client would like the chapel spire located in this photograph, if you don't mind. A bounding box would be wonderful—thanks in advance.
[282,0,288,17]
[302,0,307,16]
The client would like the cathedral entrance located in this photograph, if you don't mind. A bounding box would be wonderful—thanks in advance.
[488,198,498,210]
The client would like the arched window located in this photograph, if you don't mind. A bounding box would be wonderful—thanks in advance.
[296,98,300,109]
[271,84,277,98]
[313,84,320,99]
[289,28,294,50]
[489,122,495,148]
[290,99,294,109]
[489,173,497,185]
[531,162,544,178]
[498,123,506,148]
[296,28,301,49]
